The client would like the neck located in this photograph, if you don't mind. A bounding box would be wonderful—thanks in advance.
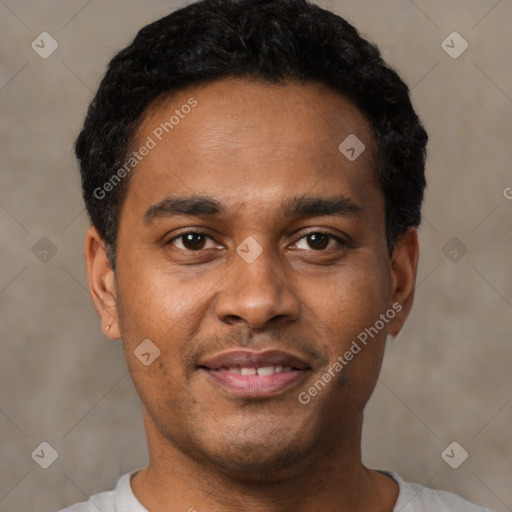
[131,411,398,512]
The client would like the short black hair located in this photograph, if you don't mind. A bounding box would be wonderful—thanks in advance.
[75,0,427,270]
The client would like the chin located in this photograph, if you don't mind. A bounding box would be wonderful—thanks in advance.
[206,448,310,481]
[193,424,319,480]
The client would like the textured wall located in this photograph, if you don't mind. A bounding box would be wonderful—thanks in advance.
[1,1,511,511]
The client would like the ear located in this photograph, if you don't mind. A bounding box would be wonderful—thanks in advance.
[84,226,121,339]
[387,227,419,337]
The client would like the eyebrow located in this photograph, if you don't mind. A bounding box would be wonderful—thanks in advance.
[282,195,362,218]
[143,196,225,225]
[143,194,362,226]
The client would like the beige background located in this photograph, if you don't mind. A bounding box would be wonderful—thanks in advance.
[1,1,511,511]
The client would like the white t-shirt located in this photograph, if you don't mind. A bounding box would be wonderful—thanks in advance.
[58,469,493,512]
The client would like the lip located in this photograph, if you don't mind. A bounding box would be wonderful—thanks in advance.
[199,349,311,370]
[198,349,312,398]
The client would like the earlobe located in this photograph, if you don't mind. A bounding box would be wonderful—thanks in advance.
[84,226,121,339]
[387,227,419,337]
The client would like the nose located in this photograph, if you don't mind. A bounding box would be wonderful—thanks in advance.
[214,243,301,330]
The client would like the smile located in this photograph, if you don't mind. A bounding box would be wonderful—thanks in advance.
[198,349,312,397]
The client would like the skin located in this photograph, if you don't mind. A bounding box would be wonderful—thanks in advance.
[85,78,419,512]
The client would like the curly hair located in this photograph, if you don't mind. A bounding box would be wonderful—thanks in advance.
[75,0,427,270]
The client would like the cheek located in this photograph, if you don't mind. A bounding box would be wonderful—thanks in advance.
[116,268,191,407]
[117,259,204,333]
[312,259,390,337]
[115,263,215,396]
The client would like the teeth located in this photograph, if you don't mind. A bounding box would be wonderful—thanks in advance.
[256,366,275,376]
[224,365,294,375]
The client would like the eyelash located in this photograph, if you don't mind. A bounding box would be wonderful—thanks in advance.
[166,230,349,252]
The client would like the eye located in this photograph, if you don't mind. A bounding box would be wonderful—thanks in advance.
[293,232,347,251]
[167,231,217,251]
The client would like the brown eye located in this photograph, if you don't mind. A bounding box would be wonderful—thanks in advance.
[169,232,209,251]
[182,233,206,250]
[306,232,330,250]
[292,231,348,252]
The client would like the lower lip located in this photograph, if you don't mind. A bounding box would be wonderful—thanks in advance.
[200,368,309,397]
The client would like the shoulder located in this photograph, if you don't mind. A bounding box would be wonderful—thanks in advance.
[56,471,144,512]
[384,471,493,512]
[57,488,115,512]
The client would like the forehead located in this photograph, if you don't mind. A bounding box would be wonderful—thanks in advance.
[123,78,381,220]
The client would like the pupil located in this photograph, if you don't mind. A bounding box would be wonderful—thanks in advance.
[184,233,205,250]
[308,233,328,250]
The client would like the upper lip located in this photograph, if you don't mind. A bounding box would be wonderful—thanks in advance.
[198,349,311,370]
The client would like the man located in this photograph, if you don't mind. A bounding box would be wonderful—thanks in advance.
[60,0,492,510]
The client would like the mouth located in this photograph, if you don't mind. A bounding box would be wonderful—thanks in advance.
[198,349,312,398]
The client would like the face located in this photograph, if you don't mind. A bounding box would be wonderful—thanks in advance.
[86,78,418,479]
